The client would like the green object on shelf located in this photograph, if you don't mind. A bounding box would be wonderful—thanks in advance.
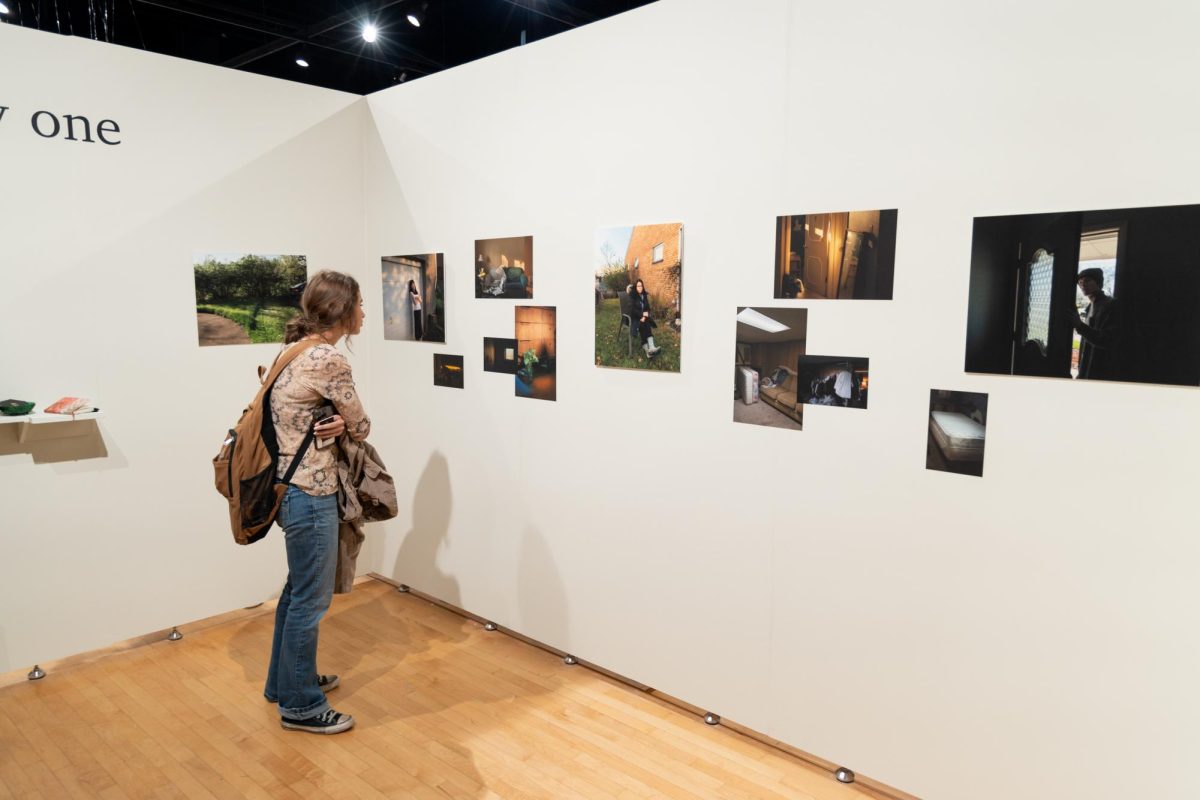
[0,399,35,416]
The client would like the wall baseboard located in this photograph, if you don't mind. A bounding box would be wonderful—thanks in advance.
[366,573,921,800]
[0,575,374,690]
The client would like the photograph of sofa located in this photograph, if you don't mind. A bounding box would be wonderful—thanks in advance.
[926,389,988,477]
[732,307,808,431]
[475,235,533,299]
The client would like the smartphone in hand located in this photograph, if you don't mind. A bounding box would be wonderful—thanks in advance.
[311,405,336,450]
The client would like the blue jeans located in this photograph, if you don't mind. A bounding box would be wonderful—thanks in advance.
[264,485,338,719]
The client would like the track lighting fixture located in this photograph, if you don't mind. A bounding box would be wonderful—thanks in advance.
[362,23,379,43]
[407,3,428,28]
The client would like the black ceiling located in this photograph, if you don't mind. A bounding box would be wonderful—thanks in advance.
[1,0,658,94]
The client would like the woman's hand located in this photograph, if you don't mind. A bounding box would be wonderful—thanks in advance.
[315,414,346,438]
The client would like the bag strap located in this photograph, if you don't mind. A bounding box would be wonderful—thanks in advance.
[281,428,316,486]
[264,339,322,486]
[261,339,320,389]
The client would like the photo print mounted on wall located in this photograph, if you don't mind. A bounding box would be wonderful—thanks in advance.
[475,236,533,299]
[774,210,897,300]
[434,354,464,389]
[927,390,988,477]
[796,356,869,409]
[383,253,445,342]
[194,253,307,346]
[515,306,556,401]
[965,202,1200,387]
[733,307,809,431]
[483,337,519,374]
[594,223,683,371]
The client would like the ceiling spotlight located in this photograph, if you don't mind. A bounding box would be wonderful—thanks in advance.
[407,3,427,27]
[0,2,10,14]
[295,56,309,68]
[362,23,379,43]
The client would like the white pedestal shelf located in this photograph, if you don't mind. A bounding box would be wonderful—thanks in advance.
[0,411,104,443]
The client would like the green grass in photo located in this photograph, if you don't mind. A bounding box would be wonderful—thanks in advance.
[594,297,680,371]
[197,303,297,344]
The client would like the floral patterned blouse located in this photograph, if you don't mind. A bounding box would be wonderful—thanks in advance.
[270,343,371,496]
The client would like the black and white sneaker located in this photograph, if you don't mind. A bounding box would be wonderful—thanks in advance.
[280,708,355,735]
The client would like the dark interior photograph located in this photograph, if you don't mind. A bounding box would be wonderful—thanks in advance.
[797,356,869,408]
[483,337,519,374]
[774,210,898,300]
[964,202,1200,387]
[433,354,464,389]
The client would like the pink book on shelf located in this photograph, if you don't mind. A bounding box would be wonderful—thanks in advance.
[44,397,92,415]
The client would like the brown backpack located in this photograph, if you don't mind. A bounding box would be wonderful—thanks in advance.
[213,340,319,545]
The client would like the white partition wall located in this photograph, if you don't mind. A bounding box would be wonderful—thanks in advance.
[0,26,369,671]
[4,2,1200,799]
[361,2,1200,799]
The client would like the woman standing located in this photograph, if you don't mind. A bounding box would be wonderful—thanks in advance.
[264,270,370,734]
[630,279,660,357]
[408,278,424,341]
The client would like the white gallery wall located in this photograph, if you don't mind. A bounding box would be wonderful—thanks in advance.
[0,26,370,673]
[3,2,1200,799]
[361,2,1200,800]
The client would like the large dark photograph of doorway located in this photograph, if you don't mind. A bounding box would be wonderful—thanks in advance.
[964,203,1200,387]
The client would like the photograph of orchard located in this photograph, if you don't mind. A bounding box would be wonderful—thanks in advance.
[194,253,307,346]
[594,223,683,371]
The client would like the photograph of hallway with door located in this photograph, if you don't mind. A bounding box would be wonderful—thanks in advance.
[774,210,897,300]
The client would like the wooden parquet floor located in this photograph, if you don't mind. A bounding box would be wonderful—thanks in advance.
[0,578,885,799]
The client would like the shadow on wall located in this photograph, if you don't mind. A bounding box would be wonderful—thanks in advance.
[0,420,109,464]
[394,451,461,609]
[517,527,569,655]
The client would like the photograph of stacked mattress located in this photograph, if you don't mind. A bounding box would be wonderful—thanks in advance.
[929,411,985,461]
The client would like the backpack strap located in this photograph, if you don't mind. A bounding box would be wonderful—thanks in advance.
[263,338,323,486]
[281,428,316,486]
[262,339,321,388]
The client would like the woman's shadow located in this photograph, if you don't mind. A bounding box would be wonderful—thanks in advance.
[393,450,462,613]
